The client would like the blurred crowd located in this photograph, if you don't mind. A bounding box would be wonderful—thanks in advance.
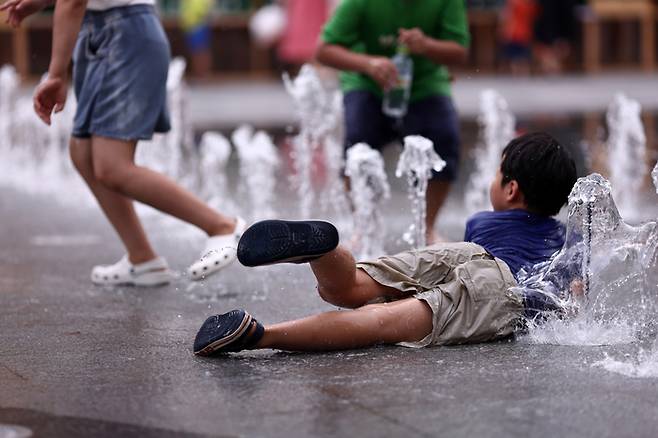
[499,0,580,75]
[172,0,591,78]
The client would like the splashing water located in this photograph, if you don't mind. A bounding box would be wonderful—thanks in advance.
[395,135,445,248]
[594,341,658,378]
[0,68,81,199]
[198,131,234,213]
[232,125,280,221]
[0,424,32,438]
[0,65,19,150]
[283,64,346,218]
[345,143,390,259]
[320,90,351,223]
[464,89,515,215]
[652,161,658,194]
[516,173,658,347]
[606,93,647,221]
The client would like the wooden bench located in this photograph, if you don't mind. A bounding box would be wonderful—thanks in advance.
[582,0,656,73]
[0,20,30,82]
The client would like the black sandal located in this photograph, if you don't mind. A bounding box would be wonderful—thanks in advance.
[193,309,265,356]
[237,220,339,267]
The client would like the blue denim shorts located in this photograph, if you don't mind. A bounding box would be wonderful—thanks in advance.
[72,5,171,140]
[344,90,461,181]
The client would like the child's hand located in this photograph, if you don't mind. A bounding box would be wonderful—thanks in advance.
[0,0,50,28]
[398,27,428,56]
[365,56,398,90]
[569,279,585,297]
[33,75,67,126]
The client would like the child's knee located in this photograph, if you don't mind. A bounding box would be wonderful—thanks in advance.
[93,160,129,191]
[317,285,366,309]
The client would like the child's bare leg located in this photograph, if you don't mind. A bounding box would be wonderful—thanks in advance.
[257,298,433,351]
[426,180,451,244]
[90,136,235,236]
[69,137,156,264]
[310,246,403,308]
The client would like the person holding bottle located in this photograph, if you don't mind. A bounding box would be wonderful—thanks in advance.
[316,0,469,244]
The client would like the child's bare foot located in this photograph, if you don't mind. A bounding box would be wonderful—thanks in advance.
[425,229,448,245]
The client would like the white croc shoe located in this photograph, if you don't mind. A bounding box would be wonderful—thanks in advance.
[91,255,173,287]
[188,217,247,281]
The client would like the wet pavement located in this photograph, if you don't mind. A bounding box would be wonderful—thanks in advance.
[2,182,658,438]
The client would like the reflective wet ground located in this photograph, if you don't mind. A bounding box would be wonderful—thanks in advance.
[2,180,658,438]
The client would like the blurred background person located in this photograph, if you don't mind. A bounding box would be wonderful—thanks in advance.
[534,0,577,74]
[500,0,537,76]
[250,0,335,74]
[316,0,470,243]
[180,0,213,79]
[277,0,334,73]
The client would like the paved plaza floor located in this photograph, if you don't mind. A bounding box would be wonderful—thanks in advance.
[1,181,657,438]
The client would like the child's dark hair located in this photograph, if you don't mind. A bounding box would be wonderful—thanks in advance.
[501,132,577,216]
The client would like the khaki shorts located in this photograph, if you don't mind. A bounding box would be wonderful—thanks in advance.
[356,242,524,347]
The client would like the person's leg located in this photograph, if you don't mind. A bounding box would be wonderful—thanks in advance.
[69,137,157,264]
[425,180,451,242]
[402,95,461,243]
[310,245,404,308]
[257,298,433,351]
[342,90,396,189]
[90,135,236,236]
[237,219,406,308]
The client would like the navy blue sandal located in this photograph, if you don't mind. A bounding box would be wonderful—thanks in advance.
[193,309,265,356]
[237,220,339,267]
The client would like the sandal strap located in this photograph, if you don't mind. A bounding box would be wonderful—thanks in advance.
[226,319,264,352]
[243,320,265,350]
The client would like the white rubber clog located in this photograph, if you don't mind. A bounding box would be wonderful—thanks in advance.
[91,255,173,286]
[188,217,247,281]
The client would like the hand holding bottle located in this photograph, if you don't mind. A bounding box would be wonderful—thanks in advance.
[365,56,399,91]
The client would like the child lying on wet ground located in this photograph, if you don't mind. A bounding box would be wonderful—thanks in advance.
[193,132,578,355]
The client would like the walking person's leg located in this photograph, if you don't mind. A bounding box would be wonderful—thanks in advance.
[70,136,172,286]
[90,135,236,237]
[89,135,246,281]
[70,137,157,264]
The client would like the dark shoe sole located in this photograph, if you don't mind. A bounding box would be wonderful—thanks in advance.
[194,310,252,356]
[237,220,339,267]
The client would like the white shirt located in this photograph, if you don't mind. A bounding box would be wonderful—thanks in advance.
[87,0,155,11]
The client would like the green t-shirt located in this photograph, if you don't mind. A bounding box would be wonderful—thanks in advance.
[321,0,470,101]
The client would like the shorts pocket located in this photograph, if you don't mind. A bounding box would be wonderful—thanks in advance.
[458,259,511,302]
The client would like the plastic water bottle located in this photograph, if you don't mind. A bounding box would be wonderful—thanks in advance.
[382,45,413,118]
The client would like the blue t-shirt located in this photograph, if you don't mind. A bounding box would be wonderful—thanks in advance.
[464,209,566,277]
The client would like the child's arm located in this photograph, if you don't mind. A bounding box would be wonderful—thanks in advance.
[316,43,399,90]
[33,0,87,125]
[0,0,54,27]
[398,28,467,66]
